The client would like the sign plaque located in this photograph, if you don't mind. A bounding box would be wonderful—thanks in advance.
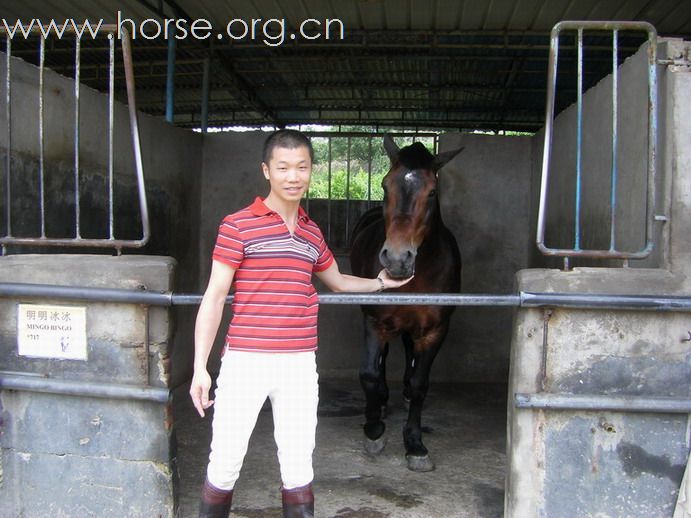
[17,303,88,360]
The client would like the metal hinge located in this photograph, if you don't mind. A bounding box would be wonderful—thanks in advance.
[658,48,691,69]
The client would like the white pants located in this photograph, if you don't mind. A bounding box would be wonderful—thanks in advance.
[206,350,319,491]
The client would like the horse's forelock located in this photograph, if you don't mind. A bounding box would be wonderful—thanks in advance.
[396,142,435,171]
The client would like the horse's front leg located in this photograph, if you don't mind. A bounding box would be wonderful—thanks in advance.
[359,315,389,455]
[403,329,446,472]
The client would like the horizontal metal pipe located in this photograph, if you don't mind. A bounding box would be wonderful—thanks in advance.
[0,282,172,305]
[0,372,169,403]
[515,392,691,414]
[1,283,691,312]
[317,293,520,306]
[521,291,691,311]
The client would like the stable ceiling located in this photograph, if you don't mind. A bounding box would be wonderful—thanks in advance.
[2,0,690,132]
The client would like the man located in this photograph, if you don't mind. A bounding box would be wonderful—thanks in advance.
[190,129,411,518]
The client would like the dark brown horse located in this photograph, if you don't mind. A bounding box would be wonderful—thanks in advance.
[350,135,463,471]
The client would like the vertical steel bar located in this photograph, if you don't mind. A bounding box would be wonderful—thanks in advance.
[574,28,584,251]
[200,55,210,132]
[536,26,560,254]
[165,37,175,123]
[120,28,151,246]
[38,37,46,237]
[74,37,81,238]
[4,36,11,241]
[108,34,115,240]
[367,137,372,210]
[610,30,619,251]
[345,136,351,246]
[327,137,332,243]
[645,28,658,256]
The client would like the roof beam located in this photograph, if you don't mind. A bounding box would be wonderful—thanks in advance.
[132,0,281,126]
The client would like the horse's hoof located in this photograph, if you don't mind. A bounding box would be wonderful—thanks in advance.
[406,454,435,472]
[364,435,387,456]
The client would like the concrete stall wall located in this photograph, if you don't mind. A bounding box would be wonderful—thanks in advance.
[0,255,178,518]
[506,39,691,517]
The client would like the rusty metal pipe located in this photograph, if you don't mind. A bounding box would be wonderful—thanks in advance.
[0,372,169,403]
[515,392,691,414]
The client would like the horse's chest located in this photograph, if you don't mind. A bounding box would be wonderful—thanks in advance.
[373,305,444,340]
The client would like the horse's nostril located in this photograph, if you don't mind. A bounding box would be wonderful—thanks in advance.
[381,248,388,259]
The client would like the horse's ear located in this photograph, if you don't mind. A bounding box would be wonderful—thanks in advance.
[383,134,400,163]
[434,146,464,171]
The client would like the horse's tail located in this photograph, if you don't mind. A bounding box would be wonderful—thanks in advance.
[350,206,383,247]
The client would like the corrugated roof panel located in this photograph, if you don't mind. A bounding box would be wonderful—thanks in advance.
[383,0,410,30]
[530,0,571,31]
[560,0,602,21]
[433,0,464,31]
[483,0,520,31]
[655,0,691,32]
[459,0,489,30]
[358,1,386,30]
[4,0,689,131]
[506,0,544,30]
[410,0,434,30]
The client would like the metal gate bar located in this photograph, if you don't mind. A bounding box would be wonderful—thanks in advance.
[0,25,150,251]
[1,282,691,312]
[536,21,658,267]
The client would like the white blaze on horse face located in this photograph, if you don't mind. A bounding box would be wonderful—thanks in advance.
[404,170,416,185]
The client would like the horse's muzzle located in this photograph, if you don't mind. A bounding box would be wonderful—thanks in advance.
[379,244,417,279]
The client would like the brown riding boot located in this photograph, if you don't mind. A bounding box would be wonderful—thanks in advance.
[281,483,314,518]
[199,478,233,518]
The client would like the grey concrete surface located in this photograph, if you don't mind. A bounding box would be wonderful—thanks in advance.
[0,255,177,517]
[173,379,507,518]
[506,268,691,518]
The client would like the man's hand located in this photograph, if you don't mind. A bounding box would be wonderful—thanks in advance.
[190,369,214,418]
[377,269,414,290]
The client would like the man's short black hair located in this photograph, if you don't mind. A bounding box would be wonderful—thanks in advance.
[262,129,314,164]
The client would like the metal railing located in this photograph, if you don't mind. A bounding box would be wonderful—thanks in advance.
[1,281,690,312]
[1,280,690,413]
[0,25,150,252]
[536,21,658,269]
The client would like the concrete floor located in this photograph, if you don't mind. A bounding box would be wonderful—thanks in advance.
[172,380,507,518]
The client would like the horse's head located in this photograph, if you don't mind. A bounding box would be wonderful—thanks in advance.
[378,135,463,279]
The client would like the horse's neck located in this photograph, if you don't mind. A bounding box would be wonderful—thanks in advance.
[421,203,448,250]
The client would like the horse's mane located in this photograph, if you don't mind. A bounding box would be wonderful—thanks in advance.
[397,142,435,171]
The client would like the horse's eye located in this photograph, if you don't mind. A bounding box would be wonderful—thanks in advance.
[428,189,437,198]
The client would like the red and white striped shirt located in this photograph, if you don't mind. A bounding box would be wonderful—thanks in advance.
[212,197,334,353]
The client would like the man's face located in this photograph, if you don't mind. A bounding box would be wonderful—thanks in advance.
[262,145,312,203]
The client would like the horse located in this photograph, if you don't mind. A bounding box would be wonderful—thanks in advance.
[349,134,463,472]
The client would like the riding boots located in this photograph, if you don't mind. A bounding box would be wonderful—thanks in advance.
[281,483,314,518]
[199,478,233,518]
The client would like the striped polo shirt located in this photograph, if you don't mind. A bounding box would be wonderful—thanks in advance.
[212,197,335,353]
